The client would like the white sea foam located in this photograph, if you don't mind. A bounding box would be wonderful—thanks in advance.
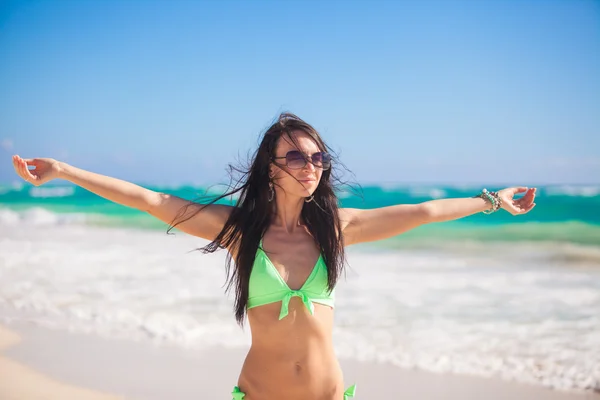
[0,207,91,226]
[0,209,20,225]
[0,225,598,393]
[29,186,75,198]
[408,186,448,199]
[545,185,600,197]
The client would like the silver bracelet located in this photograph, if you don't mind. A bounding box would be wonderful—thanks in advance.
[474,188,502,214]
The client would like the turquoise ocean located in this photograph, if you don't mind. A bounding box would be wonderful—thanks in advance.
[1,183,599,393]
[1,182,600,248]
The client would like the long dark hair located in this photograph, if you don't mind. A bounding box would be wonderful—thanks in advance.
[168,112,359,326]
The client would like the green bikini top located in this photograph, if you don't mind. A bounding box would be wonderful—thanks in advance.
[247,238,335,320]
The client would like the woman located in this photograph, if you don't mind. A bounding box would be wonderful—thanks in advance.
[11,112,536,400]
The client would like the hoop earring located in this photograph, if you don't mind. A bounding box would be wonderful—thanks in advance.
[305,195,314,203]
[268,181,274,202]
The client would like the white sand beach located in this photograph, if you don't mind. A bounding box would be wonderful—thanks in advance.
[1,223,599,398]
[1,322,598,400]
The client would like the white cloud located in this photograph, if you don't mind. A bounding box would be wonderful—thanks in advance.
[57,149,69,160]
[1,138,13,151]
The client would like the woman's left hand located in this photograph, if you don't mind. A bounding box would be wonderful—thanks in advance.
[497,187,537,215]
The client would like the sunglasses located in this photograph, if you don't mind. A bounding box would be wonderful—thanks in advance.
[272,150,331,170]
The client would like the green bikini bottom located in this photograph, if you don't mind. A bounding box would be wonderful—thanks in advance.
[232,383,356,399]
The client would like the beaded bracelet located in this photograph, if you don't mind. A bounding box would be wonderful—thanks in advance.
[474,188,502,214]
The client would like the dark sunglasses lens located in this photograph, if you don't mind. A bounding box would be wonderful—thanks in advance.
[286,151,306,169]
[313,152,331,169]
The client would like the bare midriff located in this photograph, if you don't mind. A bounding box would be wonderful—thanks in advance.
[236,298,344,400]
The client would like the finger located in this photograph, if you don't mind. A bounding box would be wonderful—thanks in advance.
[15,155,25,170]
[516,192,535,206]
[511,187,528,195]
[13,157,27,178]
[13,159,25,179]
[18,159,29,179]
[12,156,21,174]
[506,205,520,215]
[16,159,27,180]
[518,202,536,214]
[524,192,536,205]
[514,189,535,206]
[20,159,35,181]
[523,188,536,201]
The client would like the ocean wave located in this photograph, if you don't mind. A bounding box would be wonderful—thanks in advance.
[0,207,94,226]
[1,226,598,393]
[378,221,600,248]
[3,183,600,199]
[29,186,75,198]
[408,187,447,199]
[375,184,448,199]
[544,185,600,197]
[0,182,24,195]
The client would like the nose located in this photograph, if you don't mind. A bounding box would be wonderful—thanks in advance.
[302,161,316,172]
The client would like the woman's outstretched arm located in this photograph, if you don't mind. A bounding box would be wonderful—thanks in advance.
[340,187,536,246]
[11,155,231,240]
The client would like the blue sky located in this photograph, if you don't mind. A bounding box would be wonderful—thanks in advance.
[1,0,598,186]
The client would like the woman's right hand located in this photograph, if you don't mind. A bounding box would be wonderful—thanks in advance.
[12,155,62,186]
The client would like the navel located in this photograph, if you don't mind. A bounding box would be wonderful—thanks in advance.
[294,361,302,374]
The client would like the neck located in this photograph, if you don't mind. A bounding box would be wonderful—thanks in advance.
[271,191,307,233]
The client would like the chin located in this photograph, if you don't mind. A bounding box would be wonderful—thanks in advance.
[296,182,315,192]
[299,189,314,198]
